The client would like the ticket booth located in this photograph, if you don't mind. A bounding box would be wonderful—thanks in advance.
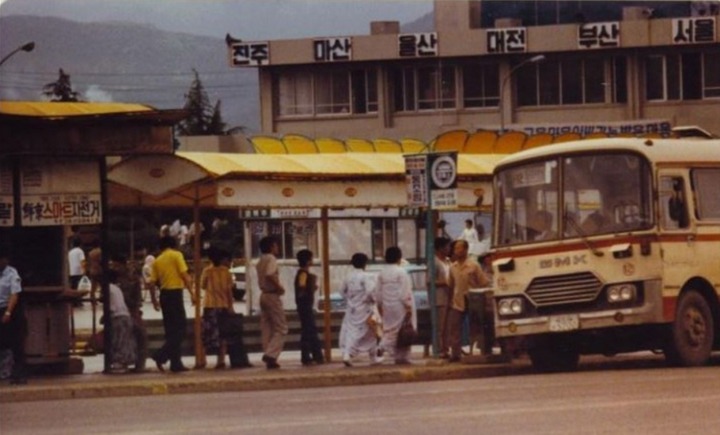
[0,101,185,373]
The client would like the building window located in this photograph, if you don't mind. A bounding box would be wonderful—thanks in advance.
[645,53,702,101]
[463,63,500,108]
[371,218,397,261]
[517,56,624,107]
[278,72,313,116]
[392,65,456,112]
[277,69,377,117]
[703,52,720,98]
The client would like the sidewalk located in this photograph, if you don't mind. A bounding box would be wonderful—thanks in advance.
[1,298,523,403]
[0,350,522,403]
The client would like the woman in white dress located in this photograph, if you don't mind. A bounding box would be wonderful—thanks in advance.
[375,247,416,365]
[339,253,381,366]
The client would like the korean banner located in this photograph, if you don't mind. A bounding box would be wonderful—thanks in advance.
[20,160,102,227]
[0,161,13,227]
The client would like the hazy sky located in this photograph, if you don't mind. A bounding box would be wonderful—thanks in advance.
[0,0,434,40]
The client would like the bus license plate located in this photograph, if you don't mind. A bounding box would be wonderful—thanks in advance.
[549,314,579,332]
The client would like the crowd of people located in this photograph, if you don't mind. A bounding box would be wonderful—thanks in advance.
[0,217,492,383]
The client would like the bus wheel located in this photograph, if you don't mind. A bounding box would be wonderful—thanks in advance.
[528,342,579,373]
[665,290,714,367]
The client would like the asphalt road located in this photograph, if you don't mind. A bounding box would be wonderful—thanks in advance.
[4,361,720,434]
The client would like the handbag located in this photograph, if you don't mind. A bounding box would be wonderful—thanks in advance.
[396,312,416,349]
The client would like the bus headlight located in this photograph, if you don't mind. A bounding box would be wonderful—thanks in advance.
[498,297,524,315]
[607,284,637,303]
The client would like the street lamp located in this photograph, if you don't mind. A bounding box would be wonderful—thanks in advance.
[0,41,35,68]
[499,54,545,133]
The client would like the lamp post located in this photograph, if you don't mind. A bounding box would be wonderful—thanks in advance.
[0,41,35,68]
[499,54,545,133]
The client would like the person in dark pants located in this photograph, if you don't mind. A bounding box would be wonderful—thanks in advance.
[0,248,27,385]
[111,253,148,372]
[149,236,195,373]
[294,249,324,366]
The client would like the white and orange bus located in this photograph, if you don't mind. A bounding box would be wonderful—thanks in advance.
[492,137,720,371]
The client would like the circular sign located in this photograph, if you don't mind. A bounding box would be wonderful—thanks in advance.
[345,187,357,197]
[282,187,295,197]
[431,155,456,189]
[221,187,235,197]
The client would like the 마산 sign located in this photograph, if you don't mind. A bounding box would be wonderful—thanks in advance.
[19,160,102,227]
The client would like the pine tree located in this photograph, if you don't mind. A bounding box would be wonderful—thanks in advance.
[207,100,227,135]
[42,68,81,102]
[178,69,213,135]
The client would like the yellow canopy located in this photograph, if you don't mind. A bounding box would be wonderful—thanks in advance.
[108,152,502,209]
[0,101,154,117]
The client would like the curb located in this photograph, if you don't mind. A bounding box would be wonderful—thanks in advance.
[0,361,530,403]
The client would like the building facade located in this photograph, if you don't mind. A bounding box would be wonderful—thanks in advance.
[230,0,720,141]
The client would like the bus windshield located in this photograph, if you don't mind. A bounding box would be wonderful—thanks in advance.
[496,152,653,247]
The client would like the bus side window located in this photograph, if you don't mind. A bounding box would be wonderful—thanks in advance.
[661,177,689,230]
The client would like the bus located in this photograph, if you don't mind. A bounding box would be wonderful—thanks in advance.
[491,137,720,371]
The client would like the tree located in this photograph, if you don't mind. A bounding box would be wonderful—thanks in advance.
[42,68,81,102]
[178,69,234,136]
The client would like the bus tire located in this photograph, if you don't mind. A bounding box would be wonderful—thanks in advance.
[665,290,714,367]
[528,342,579,373]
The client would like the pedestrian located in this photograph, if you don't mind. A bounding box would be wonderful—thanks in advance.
[376,246,416,365]
[149,236,195,373]
[111,253,147,373]
[457,219,481,260]
[447,240,490,362]
[294,249,324,366]
[0,248,27,385]
[87,239,102,301]
[141,253,156,302]
[339,252,382,367]
[107,269,137,374]
[432,237,452,359]
[256,236,287,370]
[67,237,86,290]
[200,247,235,369]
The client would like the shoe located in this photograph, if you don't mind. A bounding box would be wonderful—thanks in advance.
[343,359,352,367]
[152,356,165,373]
[395,359,412,365]
[301,360,314,366]
[439,353,450,360]
[170,365,189,373]
[131,367,147,374]
[215,363,227,370]
[376,348,385,358]
[448,356,461,363]
[263,355,280,369]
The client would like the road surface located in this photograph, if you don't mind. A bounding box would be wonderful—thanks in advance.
[3,361,720,434]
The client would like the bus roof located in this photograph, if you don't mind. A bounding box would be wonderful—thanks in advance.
[495,138,720,172]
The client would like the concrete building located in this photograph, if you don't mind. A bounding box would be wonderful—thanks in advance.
[229,0,720,141]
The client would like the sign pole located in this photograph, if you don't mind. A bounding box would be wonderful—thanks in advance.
[426,167,439,358]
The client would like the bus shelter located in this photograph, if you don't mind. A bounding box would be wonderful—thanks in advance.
[107,151,503,362]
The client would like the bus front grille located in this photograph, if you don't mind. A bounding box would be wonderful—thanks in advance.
[526,272,603,307]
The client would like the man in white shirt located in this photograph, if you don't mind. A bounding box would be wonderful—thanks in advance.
[67,238,85,290]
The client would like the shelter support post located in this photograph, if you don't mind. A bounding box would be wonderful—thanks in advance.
[100,157,113,373]
[321,207,332,362]
[192,185,206,368]
[427,206,438,358]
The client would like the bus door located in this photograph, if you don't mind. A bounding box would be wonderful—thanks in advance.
[657,171,696,304]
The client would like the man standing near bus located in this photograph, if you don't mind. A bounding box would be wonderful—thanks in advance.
[447,240,490,362]
[256,236,287,370]
[150,236,195,373]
